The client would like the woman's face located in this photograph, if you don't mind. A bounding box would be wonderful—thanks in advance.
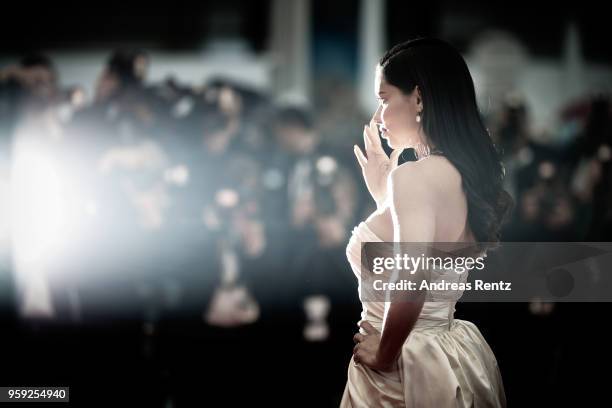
[373,65,423,149]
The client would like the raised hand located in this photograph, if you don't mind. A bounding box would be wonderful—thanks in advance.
[353,118,403,209]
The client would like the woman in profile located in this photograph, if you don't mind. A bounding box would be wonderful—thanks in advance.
[341,38,512,407]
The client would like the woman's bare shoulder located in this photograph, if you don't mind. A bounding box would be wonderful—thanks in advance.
[390,155,460,190]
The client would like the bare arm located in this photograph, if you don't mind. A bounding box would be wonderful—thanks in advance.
[353,164,436,371]
[354,163,435,370]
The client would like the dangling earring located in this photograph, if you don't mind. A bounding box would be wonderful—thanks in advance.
[416,113,421,123]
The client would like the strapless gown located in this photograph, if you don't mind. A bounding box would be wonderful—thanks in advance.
[340,222,507,407]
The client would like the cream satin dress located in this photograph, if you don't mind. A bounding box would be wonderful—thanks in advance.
[340,222,507,407]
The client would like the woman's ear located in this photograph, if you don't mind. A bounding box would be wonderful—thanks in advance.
[414,86,423,110]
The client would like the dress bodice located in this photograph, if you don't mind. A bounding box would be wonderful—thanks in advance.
[346,222,469,333]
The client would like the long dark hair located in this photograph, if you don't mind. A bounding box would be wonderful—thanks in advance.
[379,37,514,247]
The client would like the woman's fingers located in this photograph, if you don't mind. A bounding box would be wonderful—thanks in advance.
[354,145,367,169]
[365,121,385,154]
[353,333,365,344]
[370,119,383,147]
[368,118,380,141]
[356,121,394,171]
[359,320,379,334]
[363,125,373,152]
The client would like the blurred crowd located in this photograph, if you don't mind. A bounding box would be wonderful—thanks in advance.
[0,49,610,329]
[0,50,367,330]
[488,91,612,242]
